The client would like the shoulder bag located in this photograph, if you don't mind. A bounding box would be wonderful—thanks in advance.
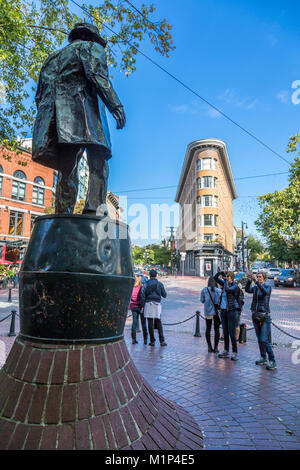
[252,288,267,323]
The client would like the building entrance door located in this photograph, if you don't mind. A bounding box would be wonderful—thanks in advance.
[204,259,213,277]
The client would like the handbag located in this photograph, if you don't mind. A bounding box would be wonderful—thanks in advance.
[252,289,267,323]
[207,288,219,316]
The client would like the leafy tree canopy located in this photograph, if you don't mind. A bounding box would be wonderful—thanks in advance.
[132,243,171,267]
[255,135,300,262]
[0,0,175,147]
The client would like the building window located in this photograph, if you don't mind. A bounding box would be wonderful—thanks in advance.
[204,214,213,226]
[32,176,45,205]
[0,164,3,196]
[214,196,218,207]
[214,177,217,188]
[204,234,214,242]
[214,215,218,226]
[204,195,212,206]
[197,178,201,190]
[197,196,201,206]
[197,157,217,171]
[203,176,213,188]
[9,211,24,235]
[12,170,26,201]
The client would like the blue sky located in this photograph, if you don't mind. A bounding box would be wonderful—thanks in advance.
[28,1,300,244]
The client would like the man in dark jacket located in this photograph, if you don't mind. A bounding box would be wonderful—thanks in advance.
[32,22,125,214]
[141,269,167,346]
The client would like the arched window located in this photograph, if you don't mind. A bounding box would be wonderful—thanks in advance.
[32,176,45,205]
[12,170,27,201]
[0,164,3,196]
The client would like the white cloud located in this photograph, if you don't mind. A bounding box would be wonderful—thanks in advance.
[276,90,289,104]
[207,108,222,118]
[169,103,199,115]
[218,88,258,110]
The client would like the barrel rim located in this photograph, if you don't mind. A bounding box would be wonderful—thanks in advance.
[34,213,130,229]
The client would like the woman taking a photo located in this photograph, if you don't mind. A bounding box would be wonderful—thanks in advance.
[200,277,221,353]
[214,271,240,361]
[245,272,276,370]
[129,275,148,345]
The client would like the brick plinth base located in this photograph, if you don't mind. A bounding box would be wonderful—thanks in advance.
[0,337,204,450]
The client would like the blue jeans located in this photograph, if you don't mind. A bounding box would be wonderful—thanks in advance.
[131,308,147,340]
[253,315,275,362]
[220,309,238,353]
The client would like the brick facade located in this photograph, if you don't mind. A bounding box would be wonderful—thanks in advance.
[0,146,55,249]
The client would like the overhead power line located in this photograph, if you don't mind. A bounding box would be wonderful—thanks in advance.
[115,170,288,194]
[69,0,291,166]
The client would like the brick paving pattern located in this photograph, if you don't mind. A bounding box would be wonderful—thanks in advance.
[0,336,203,450]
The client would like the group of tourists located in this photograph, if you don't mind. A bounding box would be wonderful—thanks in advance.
[129,269,167,347]
[201,270,277,370]
[129,268,277,371]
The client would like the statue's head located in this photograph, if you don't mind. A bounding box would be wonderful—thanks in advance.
[68,22,107,47]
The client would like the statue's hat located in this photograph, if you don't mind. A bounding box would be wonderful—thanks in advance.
[68,22,107,47]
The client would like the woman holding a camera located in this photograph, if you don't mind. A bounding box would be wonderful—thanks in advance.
[245,272,277,370]
[214,271,240,361]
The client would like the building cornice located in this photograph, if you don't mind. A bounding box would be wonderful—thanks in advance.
[175,139,238,202]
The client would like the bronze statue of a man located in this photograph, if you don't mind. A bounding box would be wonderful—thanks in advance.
[32,22,125,214]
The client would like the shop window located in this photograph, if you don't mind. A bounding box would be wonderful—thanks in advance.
[9,211,24,235]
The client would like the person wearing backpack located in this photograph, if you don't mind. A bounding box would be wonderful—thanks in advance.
[245,271,276,370]
[129,275,148,345]
[214,271,241,361]
[140,269,167,347]
[200,277,222,353]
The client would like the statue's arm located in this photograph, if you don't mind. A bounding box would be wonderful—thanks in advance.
[81,42,125,128]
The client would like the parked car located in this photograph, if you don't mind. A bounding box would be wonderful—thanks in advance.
[234,272,247,288]
[274,269,300,288]
[267,268,281,279]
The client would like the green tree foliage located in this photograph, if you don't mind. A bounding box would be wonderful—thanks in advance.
[0,0,175,147]
[247,235,265,262]
[131,243,171,266]
[255,135,300,263]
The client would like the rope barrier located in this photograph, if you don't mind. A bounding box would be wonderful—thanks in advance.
[162,314,196,326]
[0,313,13,323]
[271,321,300,341]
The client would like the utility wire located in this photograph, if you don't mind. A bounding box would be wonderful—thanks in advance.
[69,0,290,166]
[115,170,288,194]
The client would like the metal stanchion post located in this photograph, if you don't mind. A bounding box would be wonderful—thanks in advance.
[194,310,201,337]
[8,310,17,337]
[8,288,12,302]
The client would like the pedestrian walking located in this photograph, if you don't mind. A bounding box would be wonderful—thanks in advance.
[129,275,148,345]
[141,269,167,346]
[236,281,245,341]
[214,271,240,361]
[200,277,222,353]
[245,271,277,370]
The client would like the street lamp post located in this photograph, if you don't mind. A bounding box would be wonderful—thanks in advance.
[241,221,248,272]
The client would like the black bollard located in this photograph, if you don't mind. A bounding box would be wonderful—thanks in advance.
[8,310,17,337]
[194,310,201,337]
[7,288,12,302]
